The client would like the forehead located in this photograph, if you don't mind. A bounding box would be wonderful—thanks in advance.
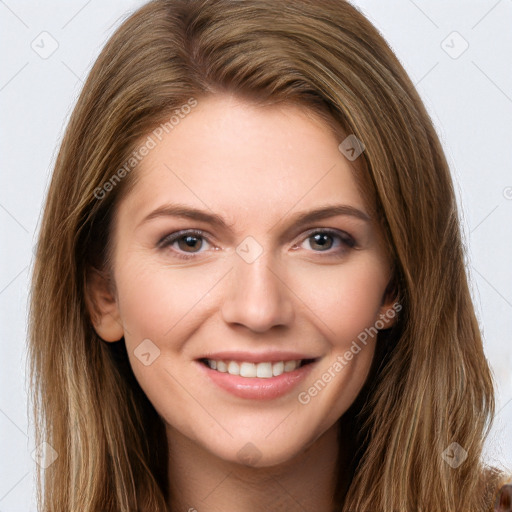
[116,94,370,231]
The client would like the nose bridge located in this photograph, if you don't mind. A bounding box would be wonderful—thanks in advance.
[221,236,294,332]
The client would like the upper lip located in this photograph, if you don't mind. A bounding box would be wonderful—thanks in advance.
[196,351,320,363]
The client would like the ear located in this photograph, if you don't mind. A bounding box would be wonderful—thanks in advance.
[376,275,400,330]
[85,266,124,342]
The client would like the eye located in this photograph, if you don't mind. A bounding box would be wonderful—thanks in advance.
[158,229,213,260]
[295,229,356,257]
[157,228,356,261]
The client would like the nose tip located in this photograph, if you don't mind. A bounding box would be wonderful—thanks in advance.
[221,257,294,333]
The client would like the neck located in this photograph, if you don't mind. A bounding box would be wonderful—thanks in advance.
[166,421,349,512]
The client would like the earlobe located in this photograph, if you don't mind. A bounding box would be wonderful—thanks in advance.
[377,300,399,330]
[377,276,399,330]
[85,267,124,342]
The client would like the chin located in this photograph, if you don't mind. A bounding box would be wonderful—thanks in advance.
[207,429,319,469]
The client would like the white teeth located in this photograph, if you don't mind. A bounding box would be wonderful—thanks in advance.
[256,362,272,378]
[272,361,284,376]
[284,360,298,372]
[227,361,240,375]
[205,359,304,378]
[240,362,257,378]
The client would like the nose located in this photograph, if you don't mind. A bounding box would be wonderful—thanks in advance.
[221,250,295,333]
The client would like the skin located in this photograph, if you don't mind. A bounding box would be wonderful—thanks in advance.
[88,93,397,511]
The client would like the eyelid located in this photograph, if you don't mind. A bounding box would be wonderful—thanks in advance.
[157,228,211,247]
[157,227,357,259]
[297,227,356,246]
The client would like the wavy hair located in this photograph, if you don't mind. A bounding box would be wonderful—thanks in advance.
[28,0,510,510]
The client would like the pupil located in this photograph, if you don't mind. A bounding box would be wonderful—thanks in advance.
[312,233,332,250]
[181,235,200,251]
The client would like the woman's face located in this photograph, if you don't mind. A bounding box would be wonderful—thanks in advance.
[92,93,397,467]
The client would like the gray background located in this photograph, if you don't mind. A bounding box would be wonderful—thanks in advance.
[1,0,511,509]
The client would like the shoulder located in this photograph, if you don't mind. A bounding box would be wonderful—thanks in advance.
[480,468,512,512]
[494,483,512,512]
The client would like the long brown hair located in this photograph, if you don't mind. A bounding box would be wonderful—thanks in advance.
[28,0,510,510]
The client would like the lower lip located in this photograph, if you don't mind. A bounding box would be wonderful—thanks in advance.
[196,360,317,400]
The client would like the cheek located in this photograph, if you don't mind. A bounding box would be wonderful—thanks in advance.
[114,259,221,341]
[115,250,388,351]
[294,263,384,426]
[111,251,388,456]
[291,257,389,346]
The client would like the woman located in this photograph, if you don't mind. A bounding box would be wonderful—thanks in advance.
[28,0,511,510]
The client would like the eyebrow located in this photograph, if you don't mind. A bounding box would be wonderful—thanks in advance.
[137,203,371,233]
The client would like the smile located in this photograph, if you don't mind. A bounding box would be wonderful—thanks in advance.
[196,357,318,400]
[200,358,316,378]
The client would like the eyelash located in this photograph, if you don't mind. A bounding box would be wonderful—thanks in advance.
[157,228,356,261]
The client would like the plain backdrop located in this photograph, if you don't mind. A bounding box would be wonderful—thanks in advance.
[1,0,511,510]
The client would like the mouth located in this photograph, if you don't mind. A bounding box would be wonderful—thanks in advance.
[198,357,318,379]
[195,356,319,400]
